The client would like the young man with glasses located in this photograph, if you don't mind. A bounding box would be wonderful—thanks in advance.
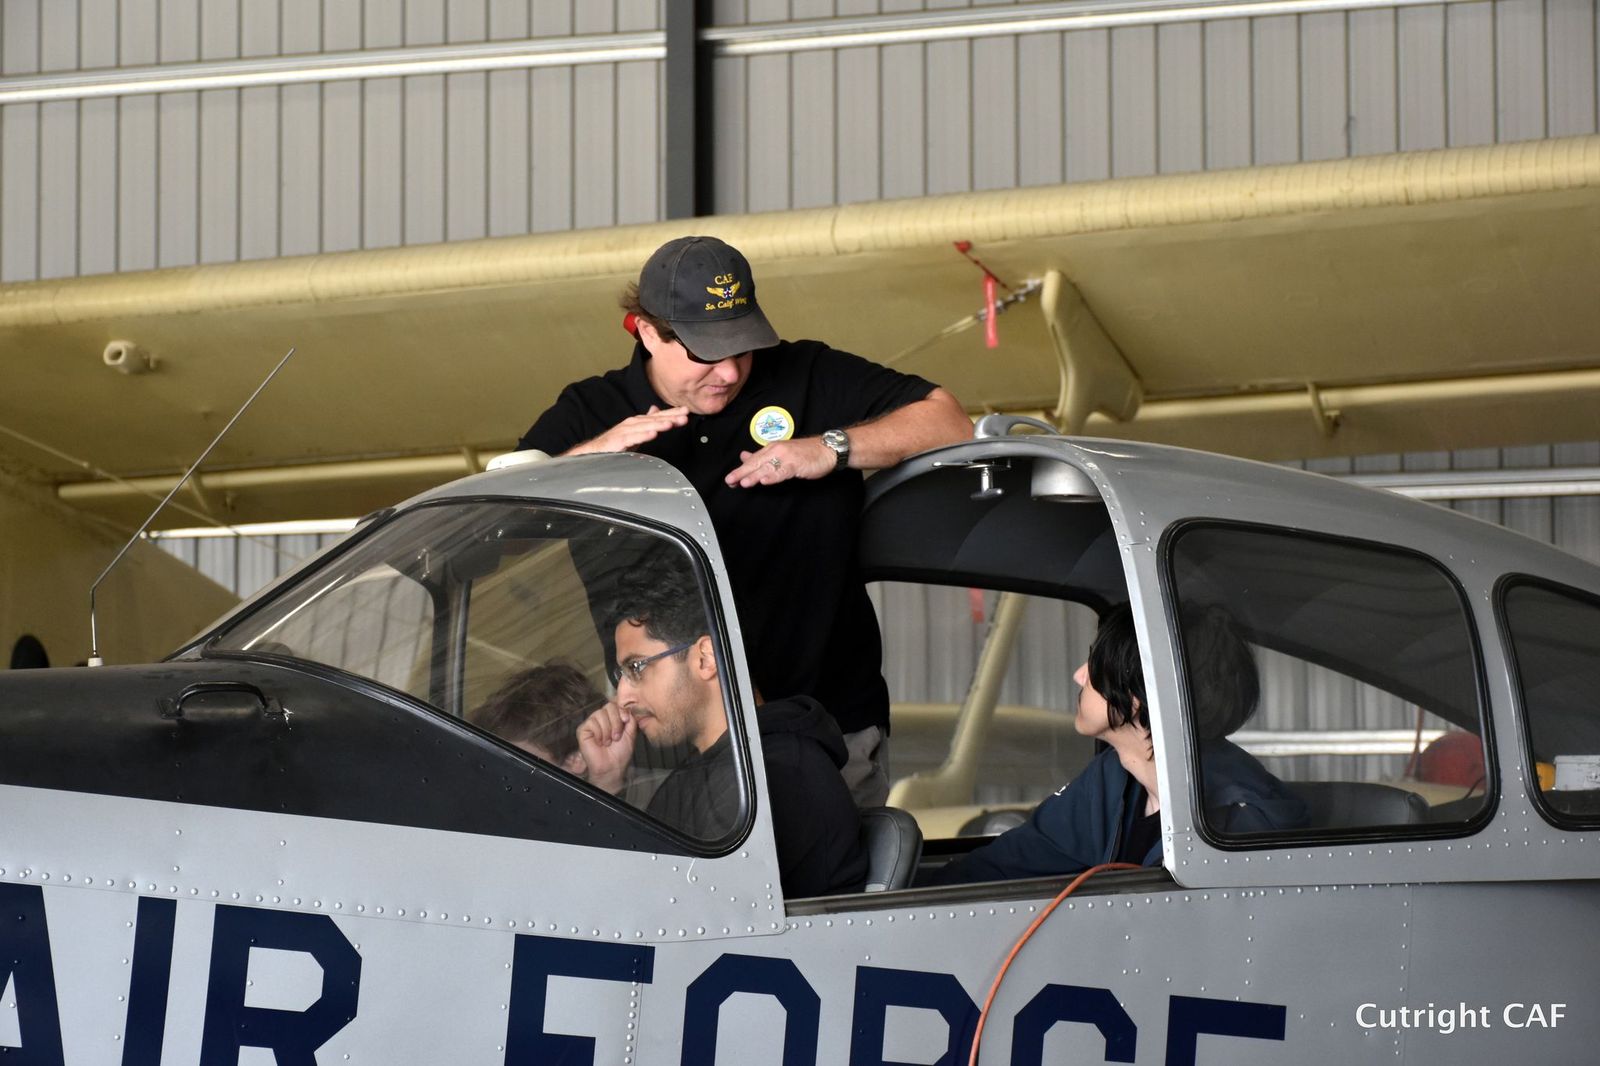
[576,554,867,898]
[519,236,972,806]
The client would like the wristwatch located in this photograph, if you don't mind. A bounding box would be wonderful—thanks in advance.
[821,429,851,470]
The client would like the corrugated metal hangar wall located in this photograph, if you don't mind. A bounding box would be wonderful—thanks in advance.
[4,0,1600,279]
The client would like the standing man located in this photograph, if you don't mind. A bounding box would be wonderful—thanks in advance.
[518,236,972,806]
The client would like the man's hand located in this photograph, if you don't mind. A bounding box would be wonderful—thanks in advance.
[724,438,836,488]
[565,406,689,456]
[576,701,636,795]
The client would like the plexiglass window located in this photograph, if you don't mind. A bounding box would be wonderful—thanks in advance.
[1167,524,1490,839]
[209,501,746,843]
[1501,579,1600,827]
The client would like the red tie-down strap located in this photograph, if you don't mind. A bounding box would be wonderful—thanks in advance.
[969,587,987,624]
[983,274,999,349]
[954,240,1011,349]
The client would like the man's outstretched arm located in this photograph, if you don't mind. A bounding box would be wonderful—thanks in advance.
[841,387,973,469]
[725,387,973,487]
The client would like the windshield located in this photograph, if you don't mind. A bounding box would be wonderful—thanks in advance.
[208,499,747,843]
[212,502,630,709]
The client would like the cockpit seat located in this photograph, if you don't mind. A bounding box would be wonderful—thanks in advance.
[860,806,923,892]
[1290,781,1430,829]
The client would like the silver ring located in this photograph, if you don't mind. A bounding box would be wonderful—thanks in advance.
[768,456,782,470]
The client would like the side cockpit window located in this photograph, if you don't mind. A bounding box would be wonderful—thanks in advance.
[1501,578,1600,827]
[210,502,747,847]
[1167,524,1491,841]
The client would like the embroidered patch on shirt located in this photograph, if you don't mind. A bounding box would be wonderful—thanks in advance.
[749,406,795,445]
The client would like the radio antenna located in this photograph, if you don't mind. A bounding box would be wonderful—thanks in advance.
[87,346,297,667]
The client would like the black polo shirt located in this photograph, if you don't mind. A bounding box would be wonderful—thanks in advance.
[518,339,936,736]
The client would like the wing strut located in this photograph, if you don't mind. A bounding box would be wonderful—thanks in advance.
[1041,270,1143,434]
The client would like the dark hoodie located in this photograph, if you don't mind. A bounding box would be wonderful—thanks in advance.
[757,696,869,898]
[645,696,868,898]
[933,739,1308,885]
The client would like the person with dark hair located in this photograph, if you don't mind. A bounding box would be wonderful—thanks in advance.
[1181,603,1262,739]
[932,603,1305,885]
[467,661,603,777]
[577,554,869,898]
[603,549,707,655]
[518,236,973,806]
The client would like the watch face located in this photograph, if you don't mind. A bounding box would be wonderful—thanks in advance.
[823,430,849,468]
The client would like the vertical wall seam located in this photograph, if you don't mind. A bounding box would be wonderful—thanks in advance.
[1391,5,1401,151]
[613,62,620,225]
[442,72,451,240]
[275,83,283,257]
[829,44,838,206]
[743,52,753,211]
[1106,28,1115,175]
[789,53,796,208]
[1447,1,1457,146]
[1241,14,1254,164]
[30,100,42,280]
[1154,25,1163,173]
[1540,0,1551,137]
[319,0,327,253]
[399,74,408,244]
[152,0,165,270]
[358,77,366,250]
[191,90,200,264]
[233,85,241,261]
[194,0,205,266]
[72,99,82,276]
[1296,13,1306,161]
[785,50,796,209]
[1198,23,1208,169]
[317,83,326,253]
[112,95,121,270]
[921,39,929,196]
[1539,0,1549,137]
[566,64,574,229]
[1011,33,1020,186]
[1342,9,1352,156]
[876,42,885,200]
[482,69,490,237]
[525,64,534,232]
[1491,0,1501,143]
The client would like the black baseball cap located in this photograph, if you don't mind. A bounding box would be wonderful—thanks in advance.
[637,236,780,361]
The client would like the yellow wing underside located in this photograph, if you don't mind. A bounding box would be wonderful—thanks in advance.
[5,134,1598,529]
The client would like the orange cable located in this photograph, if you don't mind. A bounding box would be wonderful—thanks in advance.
[966,863,1143,1066]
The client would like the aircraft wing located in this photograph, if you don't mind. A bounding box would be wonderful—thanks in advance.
[4,133,1597,529]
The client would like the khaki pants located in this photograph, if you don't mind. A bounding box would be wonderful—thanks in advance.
[841,725,890,808]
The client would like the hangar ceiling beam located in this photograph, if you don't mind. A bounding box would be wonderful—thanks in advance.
[706,0,1468,55]
[0,0,1473,106]
[0,35,665,105]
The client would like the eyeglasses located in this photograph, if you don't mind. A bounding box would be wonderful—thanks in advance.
[609,641,694,687]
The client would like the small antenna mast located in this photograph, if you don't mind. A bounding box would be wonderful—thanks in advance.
[87,346,297,667]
